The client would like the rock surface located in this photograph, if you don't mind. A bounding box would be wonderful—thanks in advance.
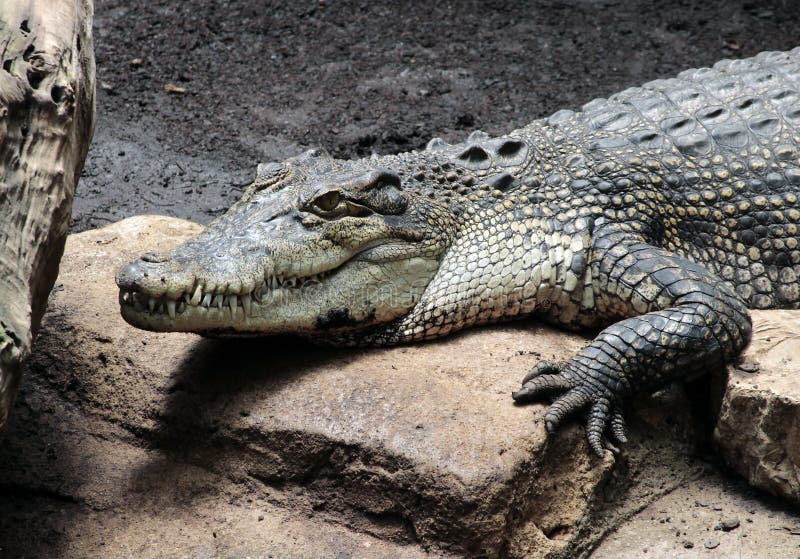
[714,310,800,505]
[0,215,708,558]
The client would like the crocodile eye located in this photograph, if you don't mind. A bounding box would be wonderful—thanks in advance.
[311,191,341,213]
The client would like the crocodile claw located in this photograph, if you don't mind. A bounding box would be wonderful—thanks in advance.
[512,359,628,457]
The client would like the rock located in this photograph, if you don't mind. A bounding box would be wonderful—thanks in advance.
[717,517,740,531]
[713,310,800,505]
[704,539,720,550]
[0,424,436,559]
[0,0,96,431]
[0,216,705,558]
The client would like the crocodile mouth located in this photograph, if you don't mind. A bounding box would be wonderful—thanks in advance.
[118,238,441,336]
[119,268,337,320]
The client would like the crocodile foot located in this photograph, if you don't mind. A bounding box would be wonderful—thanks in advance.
[511,359,628,457]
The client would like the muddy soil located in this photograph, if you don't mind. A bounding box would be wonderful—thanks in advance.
[76,0,800,231]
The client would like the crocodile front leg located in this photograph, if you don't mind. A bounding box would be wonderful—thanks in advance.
[512,226,752,456]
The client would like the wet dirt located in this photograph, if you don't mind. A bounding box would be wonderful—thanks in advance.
[76,0,800,230]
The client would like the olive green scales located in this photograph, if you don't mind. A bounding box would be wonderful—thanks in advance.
[117,48,800,455]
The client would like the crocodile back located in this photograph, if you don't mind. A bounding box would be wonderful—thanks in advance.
[521,48,800,309]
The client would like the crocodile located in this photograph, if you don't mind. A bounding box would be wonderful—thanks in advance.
[116,48,800,456]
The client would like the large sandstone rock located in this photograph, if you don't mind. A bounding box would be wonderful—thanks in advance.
[0,216,708,558]
[714,310,800,505]
[0,0,96,431]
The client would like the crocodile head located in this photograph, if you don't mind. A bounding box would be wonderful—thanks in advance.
[116,148,456,338]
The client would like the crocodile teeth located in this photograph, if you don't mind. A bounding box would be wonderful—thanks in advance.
[123,266,339,320]
[190,283,203,305]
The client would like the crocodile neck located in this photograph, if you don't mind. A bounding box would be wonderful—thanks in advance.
[327,193,598,346]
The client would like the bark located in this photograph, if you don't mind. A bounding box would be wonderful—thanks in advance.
[0,0,95,430]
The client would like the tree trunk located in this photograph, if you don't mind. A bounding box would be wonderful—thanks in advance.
[0,0,95,430]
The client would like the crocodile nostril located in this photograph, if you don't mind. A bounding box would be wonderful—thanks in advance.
[141,251,170,263]
[115,261,147,289]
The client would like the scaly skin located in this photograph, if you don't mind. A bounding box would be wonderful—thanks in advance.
[117,48,800,456]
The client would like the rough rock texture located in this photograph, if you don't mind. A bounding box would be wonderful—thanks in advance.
[714,310,800,505]
[0,215,708,558]
[0,0,95,431]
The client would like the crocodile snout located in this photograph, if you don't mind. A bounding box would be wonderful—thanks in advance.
[115,255,194,299]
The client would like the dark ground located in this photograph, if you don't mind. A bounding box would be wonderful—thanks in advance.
[76,0,800,231]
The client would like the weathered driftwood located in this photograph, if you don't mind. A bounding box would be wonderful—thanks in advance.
[0,0,95,430]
